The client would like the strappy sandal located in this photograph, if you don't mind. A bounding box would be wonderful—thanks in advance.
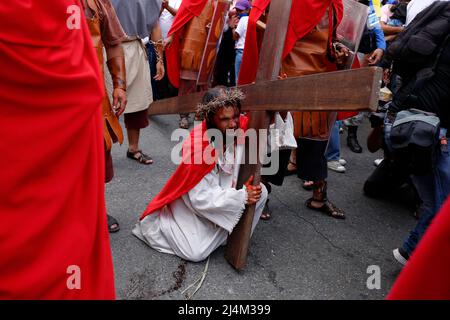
[127,150,153,165]
[107,215,120,233]
[305,198,345,219]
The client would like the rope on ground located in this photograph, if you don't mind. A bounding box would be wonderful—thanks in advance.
[181,256,210,300]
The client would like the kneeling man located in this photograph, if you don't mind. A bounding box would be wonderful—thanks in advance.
[133,87,268,262]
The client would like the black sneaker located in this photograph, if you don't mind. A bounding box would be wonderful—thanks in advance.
[393,248,409,266]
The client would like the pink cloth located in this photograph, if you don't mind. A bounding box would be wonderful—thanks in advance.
[380,4,393,23]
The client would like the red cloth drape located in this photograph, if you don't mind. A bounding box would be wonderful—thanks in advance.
[239,0,343,85]
[388,197,450,300]
[166,0,209,88]
[0,0,115,299]
[141,116,249,219]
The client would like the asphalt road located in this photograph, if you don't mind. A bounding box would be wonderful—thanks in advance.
[106,115,415,300]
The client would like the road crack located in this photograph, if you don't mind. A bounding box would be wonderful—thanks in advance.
[271,193,350,255]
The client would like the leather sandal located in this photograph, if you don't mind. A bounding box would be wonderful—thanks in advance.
[305,198,345,219]
[127,150,153,165]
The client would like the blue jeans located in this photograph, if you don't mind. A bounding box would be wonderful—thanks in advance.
[326,121,341,161]
[403,128,450,255]
[235,49,244,82]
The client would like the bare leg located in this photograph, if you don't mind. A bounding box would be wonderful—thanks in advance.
[286,148,297,175]
[127,128,153,164]
[127,128,140,152]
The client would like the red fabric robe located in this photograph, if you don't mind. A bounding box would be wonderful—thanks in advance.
[141,116,249,219]
[238,0,344,85]
[388,197,450,300]
[0,0,115,299]
[166,0,209,88]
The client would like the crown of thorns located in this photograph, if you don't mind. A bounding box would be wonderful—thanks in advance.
[196,88,246,118]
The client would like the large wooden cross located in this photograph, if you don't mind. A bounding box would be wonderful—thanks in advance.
[148,0,382,270]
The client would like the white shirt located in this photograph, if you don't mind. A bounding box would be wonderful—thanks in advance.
[235,15,249,50]
[406,0,449,25]
[160,0,182,39]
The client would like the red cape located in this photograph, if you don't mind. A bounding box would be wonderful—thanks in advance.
[166,0,209,88]
[0,1,115,299]
[238,0,344,86]
[141,116,249,219]
[388,197,450,300]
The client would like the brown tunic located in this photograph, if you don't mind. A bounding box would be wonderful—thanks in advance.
[86,0,126,48]
[281,8,335,140]
[180,0,215,80]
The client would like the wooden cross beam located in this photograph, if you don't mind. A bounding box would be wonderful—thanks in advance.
[147,67,382,116]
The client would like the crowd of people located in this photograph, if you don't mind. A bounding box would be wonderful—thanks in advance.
[0,0,449,299]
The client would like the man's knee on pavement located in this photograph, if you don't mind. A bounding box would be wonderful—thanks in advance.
[184,249,210,263]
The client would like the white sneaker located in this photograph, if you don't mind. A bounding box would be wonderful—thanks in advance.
[327,161,346,173]
[339,159,347,166]
[393,248,409,266]
[374,158,384,167]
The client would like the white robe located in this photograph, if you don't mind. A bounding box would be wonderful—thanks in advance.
[133,144,268,262]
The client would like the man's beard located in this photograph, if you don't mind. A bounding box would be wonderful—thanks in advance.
[207,121,239,148]
[224,129,238,147]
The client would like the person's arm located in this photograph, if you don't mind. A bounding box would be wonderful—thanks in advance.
[162,0,178,16]
[105,45,127,116]
[233,16,249,42]
[150,21,165,81]
[186,177,245,233]
[256,20,266,31]
[381,21,404,36]
[229,14,240,41]
[367,25,386,65]
[232,28,240,41]
[98,0,127,115]
[185,171,261,233]
[374,22,387,51]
